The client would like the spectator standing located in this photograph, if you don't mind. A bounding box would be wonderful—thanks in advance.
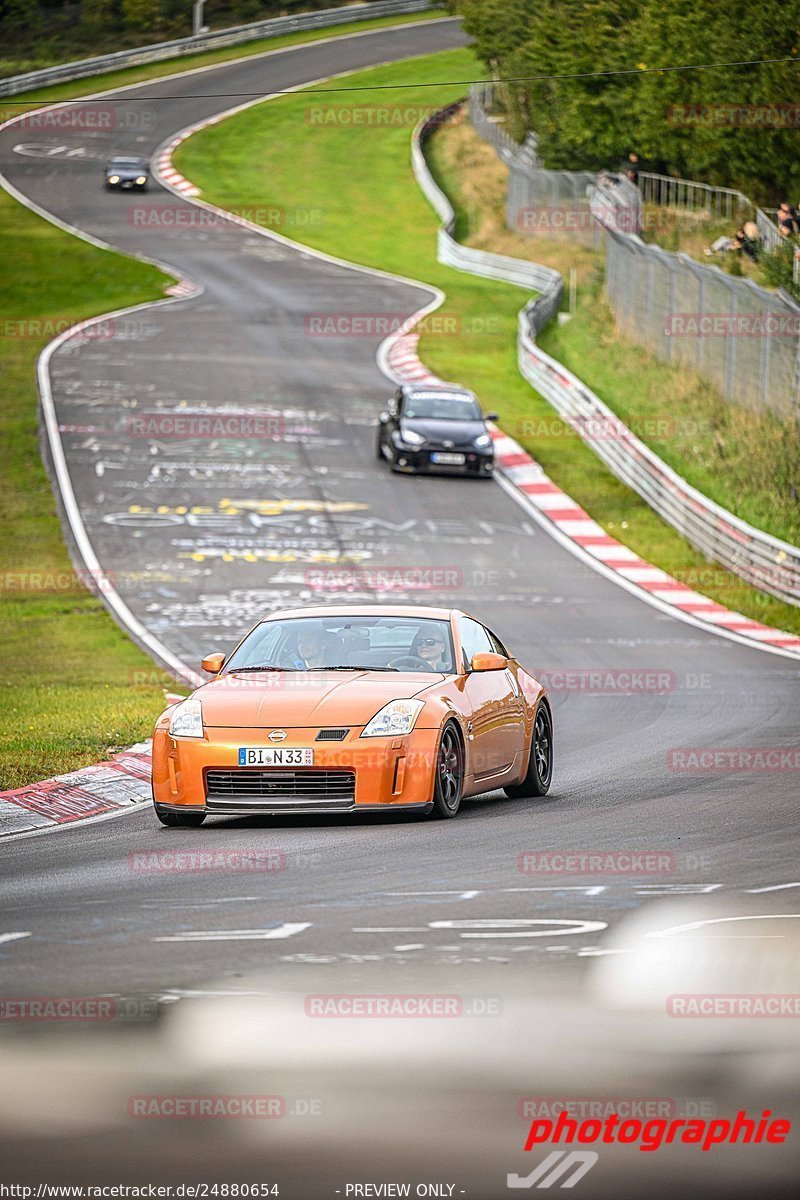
[623,151,640,185]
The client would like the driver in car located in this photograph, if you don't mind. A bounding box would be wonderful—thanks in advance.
[294,627,330,669]
[413,632,449,672]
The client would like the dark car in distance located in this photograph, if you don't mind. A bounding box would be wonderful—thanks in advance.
[104,155,149,191]
[376,384,497,477]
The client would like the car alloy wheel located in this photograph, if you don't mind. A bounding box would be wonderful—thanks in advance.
[532,705,552,790]
[432,722,464,818]
[503,702,553,799]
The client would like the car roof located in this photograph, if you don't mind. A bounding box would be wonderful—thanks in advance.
[260,605,461,623]
[401,384,477,399]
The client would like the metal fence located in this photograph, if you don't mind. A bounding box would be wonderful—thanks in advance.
[0,0,436,97]
[417,98,800,606]
[468,86,601,247]
[638,173,782,253]
[637,171,750,219]
[593,179,800,422]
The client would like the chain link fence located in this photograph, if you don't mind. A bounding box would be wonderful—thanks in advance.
[591,177,800,422]
[470,84,800,422]
[468,86,601,247]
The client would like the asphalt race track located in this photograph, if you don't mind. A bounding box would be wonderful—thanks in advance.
[1,17,799,1197]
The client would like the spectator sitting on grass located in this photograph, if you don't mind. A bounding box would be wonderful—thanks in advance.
[704,221,760,260]
[739,221,761,261]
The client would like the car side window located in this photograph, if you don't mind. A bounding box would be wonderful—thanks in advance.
[459,617,493,670]
[486,628,509,657]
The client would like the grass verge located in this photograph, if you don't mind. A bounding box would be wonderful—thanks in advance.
[0,9,443,789]
[175,50,800,635]
[0,188,175,789]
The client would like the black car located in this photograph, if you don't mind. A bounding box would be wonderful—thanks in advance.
[104,155,149,191]
[376,384,497,477]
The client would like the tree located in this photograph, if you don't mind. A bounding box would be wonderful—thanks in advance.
[121,0,162,33]
[80,0,116,35]
[452,0,800,199]
[2,0,42,35]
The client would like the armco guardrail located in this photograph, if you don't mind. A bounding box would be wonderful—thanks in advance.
[413,101,800,607]
[0,0,435,97]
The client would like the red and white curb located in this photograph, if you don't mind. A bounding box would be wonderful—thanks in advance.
[165,278,202,298]
[385,331,442,385]
[154,131,204,197]
[0,744,153,839]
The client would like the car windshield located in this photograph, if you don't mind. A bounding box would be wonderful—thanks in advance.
[224,615,455,674]
[110,157,145,167]
[403,392,482,421]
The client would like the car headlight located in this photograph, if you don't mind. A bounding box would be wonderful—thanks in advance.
[135,176,147,184]
[473,433,492,448]
[361,698,424,738]
[401,427,425,446]
[169,697,204,738]
[107,175,120,184]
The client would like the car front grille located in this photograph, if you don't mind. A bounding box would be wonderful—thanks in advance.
[205,768,356,809]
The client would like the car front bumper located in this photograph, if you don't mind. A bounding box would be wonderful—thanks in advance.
[392,443,494,475]
[151,723,441,815]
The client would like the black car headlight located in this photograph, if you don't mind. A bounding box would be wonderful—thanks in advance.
[400,428,426,447]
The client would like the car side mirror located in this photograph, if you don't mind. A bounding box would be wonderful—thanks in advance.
[379,411,391,424]
[485,412,499,422]
[470,652,508,672]
[201,652,225,674]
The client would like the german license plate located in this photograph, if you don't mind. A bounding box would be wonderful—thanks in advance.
[431,452,465,465]
[238,747,314,766]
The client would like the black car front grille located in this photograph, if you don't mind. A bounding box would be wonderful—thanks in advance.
[316,728,349,741]
[205,769,356,803]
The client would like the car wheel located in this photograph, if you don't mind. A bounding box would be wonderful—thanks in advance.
[431,721,464,818]
[504,702,553,798]
[155,807,206,827]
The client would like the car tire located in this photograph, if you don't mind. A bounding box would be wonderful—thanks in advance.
[430,721,464,819]
[376,428,385,460]
[155,807,206,828]
[504,702,553,798]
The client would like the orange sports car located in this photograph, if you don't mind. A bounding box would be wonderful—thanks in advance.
[151,606,552,825]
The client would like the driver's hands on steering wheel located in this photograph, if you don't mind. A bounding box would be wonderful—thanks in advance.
[389,654,437,671]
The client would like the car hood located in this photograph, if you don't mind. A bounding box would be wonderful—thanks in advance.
[402,418,487,446]
[106,166,147,178]
[196,670,443,728]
